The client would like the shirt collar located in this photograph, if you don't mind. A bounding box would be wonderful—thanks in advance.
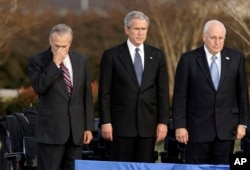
[204,45,221,60]
[127,39,144,52]
[62,54,70,64]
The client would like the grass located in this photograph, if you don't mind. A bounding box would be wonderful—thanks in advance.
[155,141,164,162]
[234,139,241,153]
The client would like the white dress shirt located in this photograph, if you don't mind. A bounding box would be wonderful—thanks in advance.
[127,39,144,69]
[204,45,221,78]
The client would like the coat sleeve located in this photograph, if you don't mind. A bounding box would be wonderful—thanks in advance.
[28,51,62,95]
[237,52,249,126]
[98,50,113,125]
[173,54,189,128]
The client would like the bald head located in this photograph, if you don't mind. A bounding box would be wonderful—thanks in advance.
[203,20,226,35]
[202,20,226,55]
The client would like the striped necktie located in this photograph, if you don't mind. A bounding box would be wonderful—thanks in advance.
[60,63,73,95]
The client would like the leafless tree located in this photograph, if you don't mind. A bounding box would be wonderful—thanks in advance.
[143,0,221,97]
[102,0,225,97]
[0,0,40,65]
[218,0,250,56]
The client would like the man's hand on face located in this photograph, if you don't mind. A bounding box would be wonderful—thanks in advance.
[52,48,67,66]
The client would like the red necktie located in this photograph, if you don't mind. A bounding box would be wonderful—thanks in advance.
[60,63,73,95]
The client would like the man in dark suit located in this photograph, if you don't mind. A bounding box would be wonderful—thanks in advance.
[28,24,95,170]
[98,11,170,162]
[173,20,249,164]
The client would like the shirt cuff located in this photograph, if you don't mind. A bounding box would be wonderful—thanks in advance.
[240,124,247,128]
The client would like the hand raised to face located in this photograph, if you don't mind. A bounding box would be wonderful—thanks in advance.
[52,47,68,65]
[50,32,72,66]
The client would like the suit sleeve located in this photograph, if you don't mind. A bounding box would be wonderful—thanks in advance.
[98,50,113,125]
[157,50,170,124]
[173,54,189,128]
[84,57,95,130]
[28,54,61,95]
[238,53,249,126]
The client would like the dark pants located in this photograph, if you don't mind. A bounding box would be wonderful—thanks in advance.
[185,138,235,164]
[37,135,82,170]
[110,136,156,162]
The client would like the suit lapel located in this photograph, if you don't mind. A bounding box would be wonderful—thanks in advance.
[117,43,139,86]
[58,70,69,96]
[219,49,230,90]
[69,53,79,97]
[196,47,215,89]
[140,45,153,88]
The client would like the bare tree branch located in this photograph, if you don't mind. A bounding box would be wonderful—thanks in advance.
[218,0,250,47]
[0,0,40,65]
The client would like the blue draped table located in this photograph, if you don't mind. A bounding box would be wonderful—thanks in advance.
[75,160,229,170]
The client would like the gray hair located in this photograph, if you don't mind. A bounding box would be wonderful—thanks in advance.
[203,20,226,35]
[49,24,73,41]
[124,11,150,28]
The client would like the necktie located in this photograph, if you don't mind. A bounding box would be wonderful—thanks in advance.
[134,48,143,86]
[210,56,219,90]
[60,63,73,95]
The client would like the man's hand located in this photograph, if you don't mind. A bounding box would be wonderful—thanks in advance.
[52,48,67,66]
[101,124,113,141]
[236,125,246,140]
[83,130,93,144]
[156,123,168,142]
[175,128,189,144]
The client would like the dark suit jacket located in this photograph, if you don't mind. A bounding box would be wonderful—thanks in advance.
[98,42,169,137]
[28,48,95,145]
[173,46,249,142]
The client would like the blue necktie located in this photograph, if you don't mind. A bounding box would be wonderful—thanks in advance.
[210,56,219,90]
[134,48,143,86]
